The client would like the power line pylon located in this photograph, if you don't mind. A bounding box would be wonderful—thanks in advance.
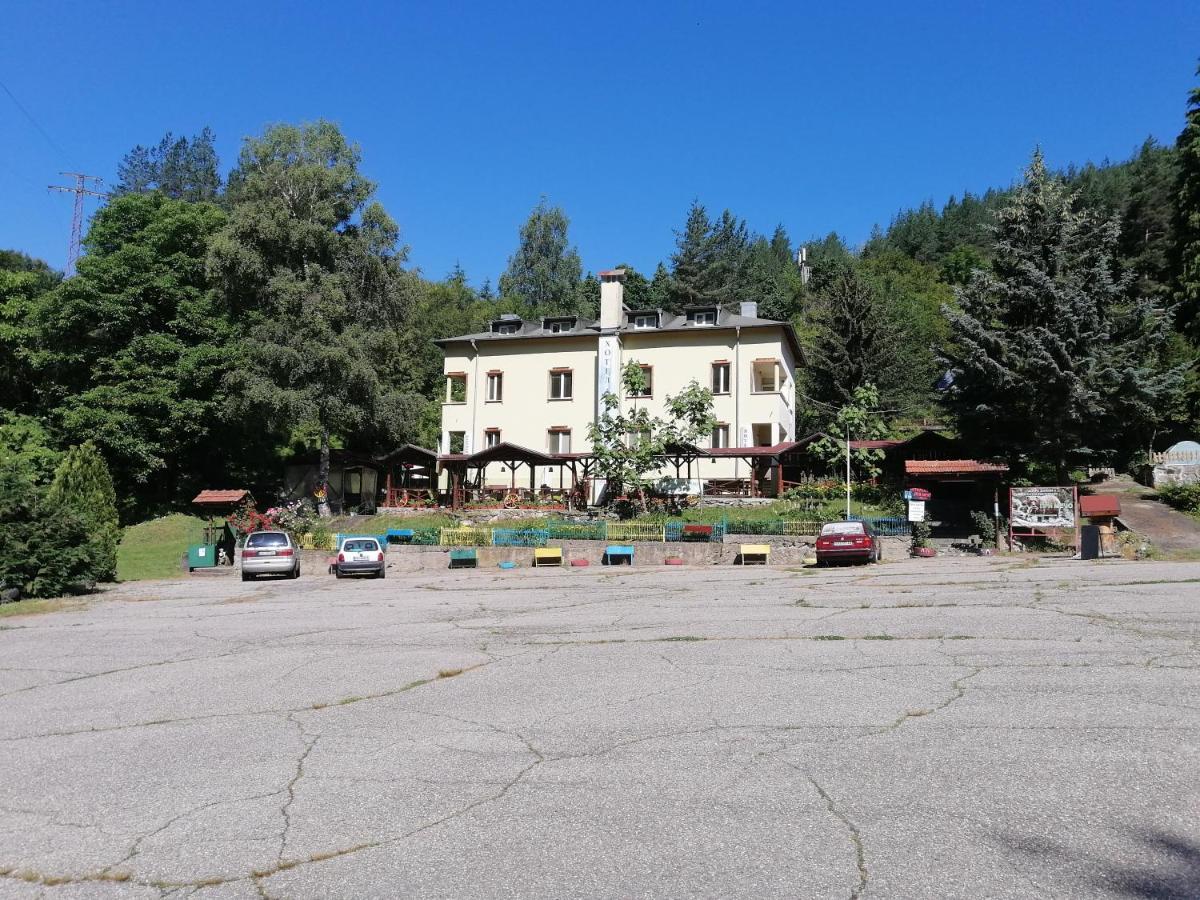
[48,172,106,276]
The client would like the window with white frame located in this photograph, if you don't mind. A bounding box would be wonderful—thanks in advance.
[492,320,521,335]
[544,317,575,334]
[631,313,658,329]
[711,362,730,394]
[711,423,730,449]
[486,372,503,402]
[484,429,501,449]
[687,308,717,326]
[548,428,571,454]
[549,369,573,400]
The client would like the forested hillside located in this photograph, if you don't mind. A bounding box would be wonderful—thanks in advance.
[3,71,1200,521]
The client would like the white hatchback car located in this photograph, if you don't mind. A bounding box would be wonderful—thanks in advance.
[241,531,300,581]
[334,537,386,579]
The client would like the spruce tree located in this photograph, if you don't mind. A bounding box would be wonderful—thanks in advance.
[1174,65,1200,332]
[943,150,1179,474]
[46,442,120,582]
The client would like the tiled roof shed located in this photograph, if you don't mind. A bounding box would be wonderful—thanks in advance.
[905,460,1009,476]
[192,489,252,505]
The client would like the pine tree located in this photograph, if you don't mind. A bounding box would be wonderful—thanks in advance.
[45,442,120,582]
[667,202,750,311]
[114,129,222,202]
[1174,65,1200,332]
[944,150,1180,474]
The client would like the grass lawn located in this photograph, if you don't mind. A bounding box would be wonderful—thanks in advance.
[0,598,89,619]
[117,514,205,581]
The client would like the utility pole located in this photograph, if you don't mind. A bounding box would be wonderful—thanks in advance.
[48,172,106,276]
[845,426,852,520]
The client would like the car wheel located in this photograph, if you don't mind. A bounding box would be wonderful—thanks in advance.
[291,566,301,579]
[334,568,344,579]
[378,567,386,579]
[876,545,883,563]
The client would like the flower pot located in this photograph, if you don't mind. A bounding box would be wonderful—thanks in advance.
[912,547,937,558]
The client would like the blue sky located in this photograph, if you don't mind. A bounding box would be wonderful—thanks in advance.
[2,1,1197,284]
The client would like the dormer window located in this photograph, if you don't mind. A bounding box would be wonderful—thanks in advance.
[543,317,576,334]
[492,316,522,335]
[630,312,659,330]
[686,308,717,326]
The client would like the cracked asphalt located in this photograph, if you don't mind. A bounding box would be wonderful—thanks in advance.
[1,555,1198,899]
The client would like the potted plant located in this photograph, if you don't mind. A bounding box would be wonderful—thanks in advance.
[910,521,935,557]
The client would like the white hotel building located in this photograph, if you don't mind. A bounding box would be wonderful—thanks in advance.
[434,269,803,499]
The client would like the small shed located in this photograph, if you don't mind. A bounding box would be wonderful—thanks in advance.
[188,489,251,570]
[283,451,383,514]
[904,459,1010,534]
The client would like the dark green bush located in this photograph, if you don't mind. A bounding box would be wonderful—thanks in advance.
[46,442,120,582]
[969,510,997,543]
[910,520,932,550]
[1156,481,1200,512]
[0,463,96,598]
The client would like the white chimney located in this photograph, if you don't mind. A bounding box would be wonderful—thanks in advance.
[599,269,626,329]
[740,301,758,319]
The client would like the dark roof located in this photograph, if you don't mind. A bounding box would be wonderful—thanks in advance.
[285,450,382,470]
[377,444,438,465]
[434,306,804,362]
[463,441,556,466]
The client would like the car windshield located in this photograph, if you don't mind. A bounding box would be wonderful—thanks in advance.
[247,532,289,548]
[343,540,379,552]
[821,522,866,536]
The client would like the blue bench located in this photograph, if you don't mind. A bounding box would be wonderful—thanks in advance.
[386,528,415,544]
[603,545,634,566]
[449,549,477,569]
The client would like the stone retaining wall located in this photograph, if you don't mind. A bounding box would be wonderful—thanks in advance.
[292,537,817,574]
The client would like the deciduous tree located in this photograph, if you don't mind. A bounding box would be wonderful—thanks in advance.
[498,199,584,315]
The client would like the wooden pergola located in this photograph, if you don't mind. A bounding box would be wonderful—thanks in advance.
[378,444,438,506]
[440,442,577,509]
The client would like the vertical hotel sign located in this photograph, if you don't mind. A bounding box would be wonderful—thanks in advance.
[597,333,620,416]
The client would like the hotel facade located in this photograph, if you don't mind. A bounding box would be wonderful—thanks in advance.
[435,269,803,499]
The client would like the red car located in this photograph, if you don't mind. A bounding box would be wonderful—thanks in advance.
[815,521,882,565]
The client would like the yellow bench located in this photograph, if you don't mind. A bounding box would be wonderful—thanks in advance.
[533,547,564,567]
[740,544,771,565]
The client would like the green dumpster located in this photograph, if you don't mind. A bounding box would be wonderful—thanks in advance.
[188,542,219,570]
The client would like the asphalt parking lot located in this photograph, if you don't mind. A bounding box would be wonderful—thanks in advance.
[1,556,1198,899]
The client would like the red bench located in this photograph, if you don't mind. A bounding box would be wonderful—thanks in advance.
[682,525,714,541]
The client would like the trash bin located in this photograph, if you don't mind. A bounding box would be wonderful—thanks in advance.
[1080,525,1101,560]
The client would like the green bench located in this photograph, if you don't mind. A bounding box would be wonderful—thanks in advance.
[448,549,477,569]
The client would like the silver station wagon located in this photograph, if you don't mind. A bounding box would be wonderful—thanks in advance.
[241,531,300,581]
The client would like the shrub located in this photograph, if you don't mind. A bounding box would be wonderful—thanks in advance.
[45,442,120,582]
[1156,481,1200,513]
[910,521,932,550]
[0,463,96,598]
[969,510,997,543]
